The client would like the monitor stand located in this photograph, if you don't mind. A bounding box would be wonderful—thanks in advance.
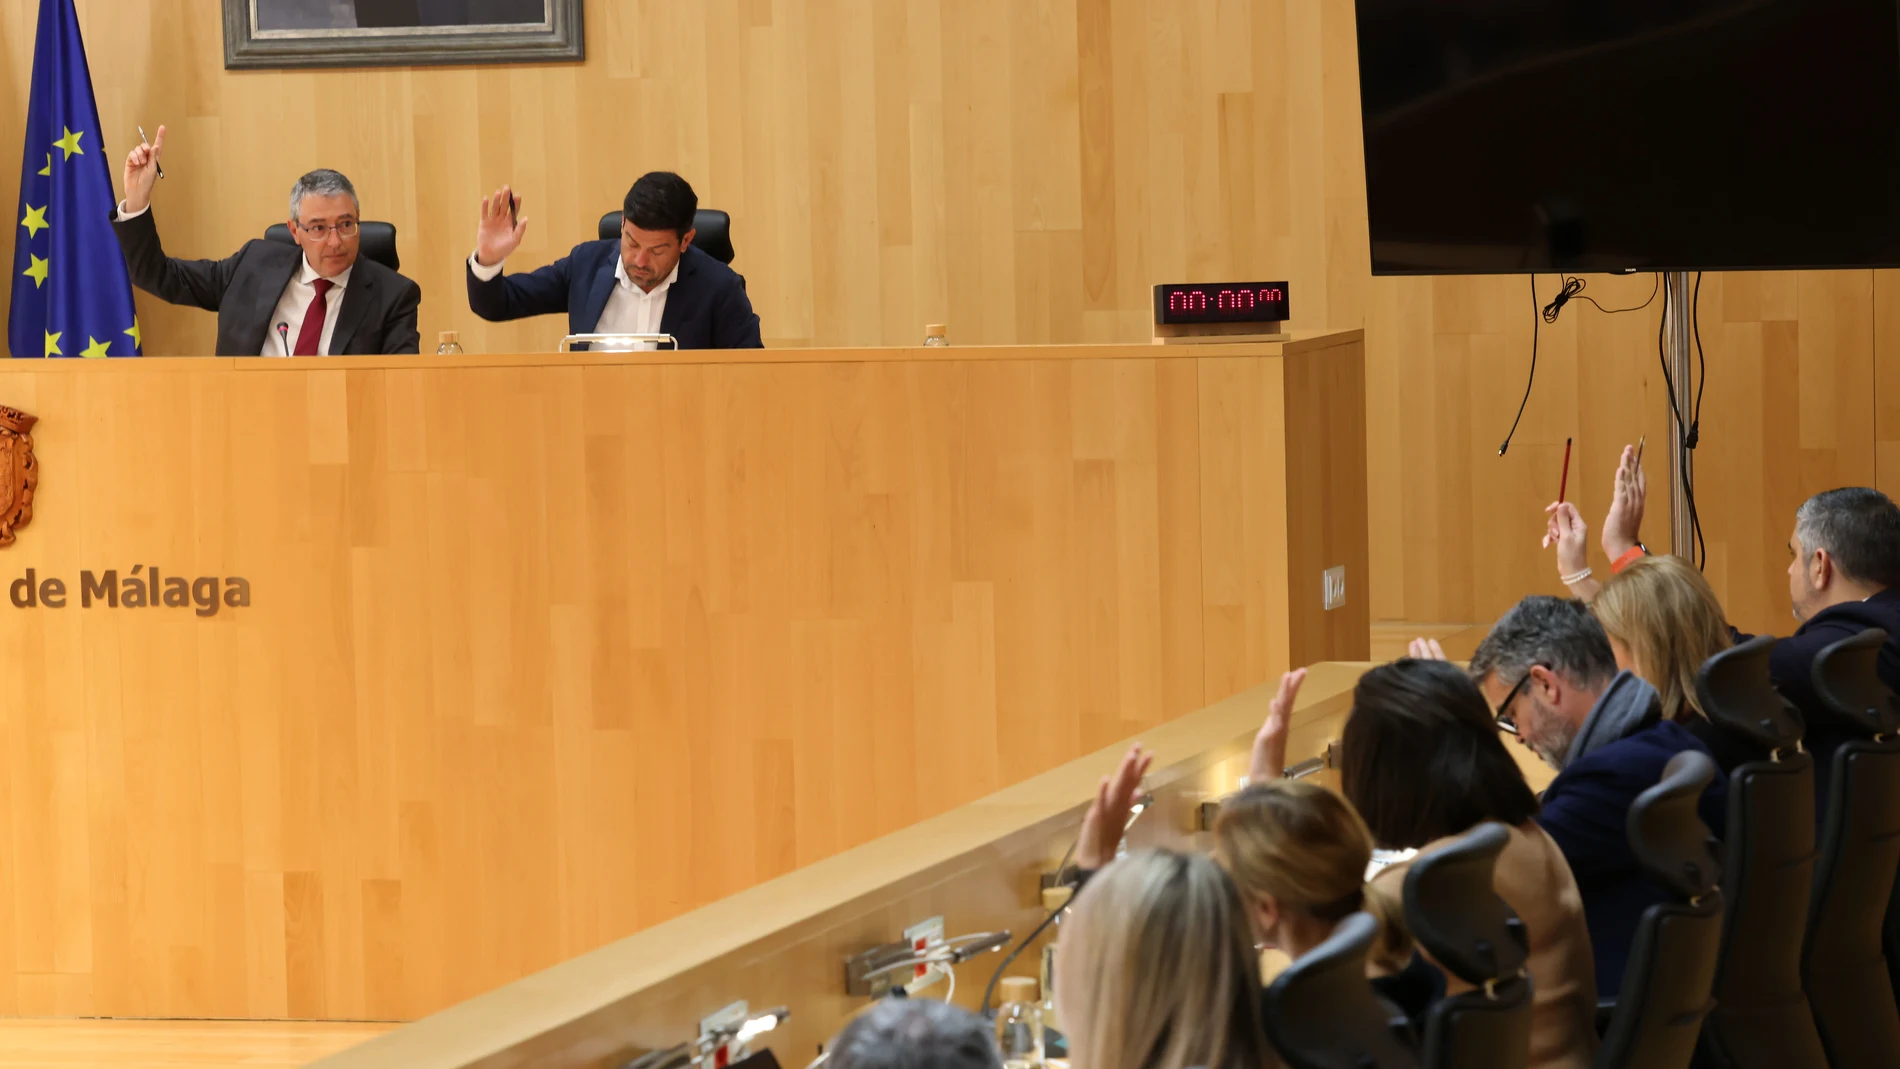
[1662,271,1697,560]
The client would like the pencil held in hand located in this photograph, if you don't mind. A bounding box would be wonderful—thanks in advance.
[138,125,163,179]
[1559,437,1573,503]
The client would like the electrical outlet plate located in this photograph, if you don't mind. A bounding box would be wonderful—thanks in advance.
[904,915,945,982]
[843,915,946,997]
[1323,566,1346,611]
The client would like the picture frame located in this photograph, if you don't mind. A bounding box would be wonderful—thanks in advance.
[224,0,584,70]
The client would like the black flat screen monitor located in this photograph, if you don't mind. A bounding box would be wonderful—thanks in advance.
[1355,0,1900,274]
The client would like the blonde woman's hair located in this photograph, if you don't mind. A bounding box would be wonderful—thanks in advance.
[1592,554,1733,723]
[1213,780,1413,972]
[1059,850,1274,1069]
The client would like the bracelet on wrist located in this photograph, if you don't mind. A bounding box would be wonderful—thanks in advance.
[1610,544,1649,575]
[1561,567,1594,585]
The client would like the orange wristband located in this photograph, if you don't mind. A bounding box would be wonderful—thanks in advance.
[1611,545,1648,574]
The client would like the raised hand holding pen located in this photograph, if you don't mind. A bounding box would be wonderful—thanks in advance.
[121,123,166,215]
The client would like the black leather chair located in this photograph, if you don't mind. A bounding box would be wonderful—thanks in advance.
[1262,911,1421,1069]
[1595,750,1723,1069]
[1692,636,1828,1069]
[597,209,736,264]
[1402,822,1533,1069]
[1804,628,1900,1069]
[263,222,400,271]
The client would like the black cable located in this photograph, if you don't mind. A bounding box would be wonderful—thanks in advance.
[1498,273,1542,456]
[1502,273,1662,456]
[1686,274,1707,567]
[979,902,1065,1019]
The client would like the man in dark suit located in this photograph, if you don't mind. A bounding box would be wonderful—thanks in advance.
[1469,595,1728,998]
[112,127,421,355]
[465,171,762,350]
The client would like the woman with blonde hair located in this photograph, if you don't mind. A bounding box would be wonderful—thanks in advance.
[1054,849,1275,1069]
[1590,553,1733,724]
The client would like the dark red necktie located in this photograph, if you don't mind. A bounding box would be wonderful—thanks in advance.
[293,278,335,356]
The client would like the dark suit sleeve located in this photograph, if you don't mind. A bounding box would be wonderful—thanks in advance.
[710,275,764,349]
[111,207,243,311]
[1536,767,1634,883]
[466,252,576,322]
[380,277,423,354]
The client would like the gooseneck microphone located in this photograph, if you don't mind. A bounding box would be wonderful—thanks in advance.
[276,322,291,357]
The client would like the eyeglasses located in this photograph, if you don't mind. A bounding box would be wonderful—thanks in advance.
[1493,666,1545,736]
[296,219,359,240]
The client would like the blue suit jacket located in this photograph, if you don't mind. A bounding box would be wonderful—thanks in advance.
[1537,719,1728,998]
[466,241,763,349]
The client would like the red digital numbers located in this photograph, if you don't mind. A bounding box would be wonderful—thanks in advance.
[1159,283,1287,322]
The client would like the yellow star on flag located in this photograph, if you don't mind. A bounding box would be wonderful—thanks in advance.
[21,204,49,238]
[80,337,111,359]
[23,254,49,289]
[37,154,51,177]
[43,331,61,357]
[53,127,84,160]
[124,318,143,349]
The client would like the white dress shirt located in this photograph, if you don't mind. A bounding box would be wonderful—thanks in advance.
[468,252,676,350]
[114,202,352,356]
[263,257,353,356]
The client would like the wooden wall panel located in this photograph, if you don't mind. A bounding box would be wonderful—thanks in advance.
[4,0,1887,634]
[0,339,1363,1019]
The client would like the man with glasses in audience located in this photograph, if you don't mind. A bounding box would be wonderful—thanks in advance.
[1468,596,1727,998]
[112,126,422,355]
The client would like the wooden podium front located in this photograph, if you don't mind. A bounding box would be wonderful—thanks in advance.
[0,331,1365,1021]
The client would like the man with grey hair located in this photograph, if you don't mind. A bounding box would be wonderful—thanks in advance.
[1469,595,1726,997]
[111,125,420,355]
[825,998,1002,1069]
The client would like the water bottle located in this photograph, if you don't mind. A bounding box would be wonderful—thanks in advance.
[996,976,1044,1069]
[436,330,464,355]
[924,323,949,347]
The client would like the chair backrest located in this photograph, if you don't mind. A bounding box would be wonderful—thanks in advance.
[597,209,736,264]
[1803,629,1900,1069]
[1597,751,1724,1069]
[1403,823,1534,1069]
[1262,911,1421,1069]
[263,222,400,272]
[1693,639,1828,1069]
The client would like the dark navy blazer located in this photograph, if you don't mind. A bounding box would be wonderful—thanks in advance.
[466,241,762,349]
[1537,719,1728,998]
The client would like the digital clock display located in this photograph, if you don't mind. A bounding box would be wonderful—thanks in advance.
[1153,282,1291,325]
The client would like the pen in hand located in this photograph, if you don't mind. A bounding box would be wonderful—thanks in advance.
[138,125,164,179]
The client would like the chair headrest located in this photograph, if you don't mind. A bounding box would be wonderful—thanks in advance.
[1628,750,1722,900]
[1263,911,1421,1069]
[596,209,736,265]
[1401,822,1528,985]
[263,221,400,272]
[1696,634,1805,751]
[1810,628,1900,737]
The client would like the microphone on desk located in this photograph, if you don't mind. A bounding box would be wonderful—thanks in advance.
[276,322,291,357]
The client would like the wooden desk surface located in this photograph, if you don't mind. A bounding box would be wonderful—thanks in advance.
[13,331,1362,373]
[313,662,1370,1069]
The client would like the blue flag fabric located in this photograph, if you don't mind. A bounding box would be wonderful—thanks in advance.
[9,0,142,358]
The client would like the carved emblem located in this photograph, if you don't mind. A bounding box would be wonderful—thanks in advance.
[0,405,38,547]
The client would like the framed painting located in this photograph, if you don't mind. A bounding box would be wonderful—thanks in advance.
[224,0,584,69]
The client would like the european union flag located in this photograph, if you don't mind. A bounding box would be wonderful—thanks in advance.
[8,0,142,358]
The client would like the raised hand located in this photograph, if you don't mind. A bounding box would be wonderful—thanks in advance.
[1601,444,1646,560]
[1075,744,1154,871]
[122,124,166,215]
[1544,500,1589,576]
[1250,668,1307,784]
[475,185,529,267]
[1407,637,1447,661]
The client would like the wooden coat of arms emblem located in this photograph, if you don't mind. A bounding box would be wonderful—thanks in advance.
[0,405,37,547]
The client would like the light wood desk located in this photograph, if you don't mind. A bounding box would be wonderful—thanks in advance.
[0,333,1365,1020]
[310,662,1373,1069]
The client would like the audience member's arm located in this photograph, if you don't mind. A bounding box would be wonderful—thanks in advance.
[1074,744,1154,871]
[1248,668,1306,784]
[1546,501,1603,602]
[1600,443,1648,569]
[1407,637,1447,660]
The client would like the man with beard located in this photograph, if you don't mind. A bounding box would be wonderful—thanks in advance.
[1468,595,1728,998]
